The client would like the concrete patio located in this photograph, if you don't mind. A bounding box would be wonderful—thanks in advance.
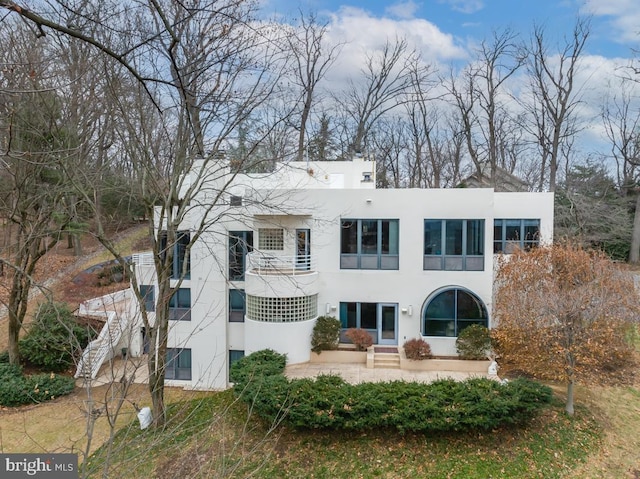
[81,356,486,389]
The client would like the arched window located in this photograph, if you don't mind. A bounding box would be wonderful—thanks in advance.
[423,288,488,337]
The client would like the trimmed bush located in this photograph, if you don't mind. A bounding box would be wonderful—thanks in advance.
[403,338,432,360]
[456,324,493,360]
[20,302,94,372]
[0,363,75,407]
[230,349,286,390]
[311,316,341,353]
[345,328,373,351]
[233,349,553,433]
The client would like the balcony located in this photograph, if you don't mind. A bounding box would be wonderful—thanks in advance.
[244,251,319,297]
[246,251,315,276]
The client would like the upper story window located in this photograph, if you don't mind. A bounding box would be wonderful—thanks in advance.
[258,228,284,250]
[229,231,254,281]
[493,219,540,253]
[160,230,190,280]
[340,219,399,270]
[424,219,484,271]
[169,288,191,321]
[139,285,155,312]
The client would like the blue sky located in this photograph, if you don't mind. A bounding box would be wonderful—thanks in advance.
[262,0,638,60]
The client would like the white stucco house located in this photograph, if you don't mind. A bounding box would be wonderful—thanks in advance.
[76,156,553,390]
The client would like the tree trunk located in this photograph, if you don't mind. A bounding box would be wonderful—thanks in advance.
[565,378,575,416]
[629,193,640,263]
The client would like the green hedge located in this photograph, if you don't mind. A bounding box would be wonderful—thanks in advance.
[0,361,75,407]
[233,350,553,433]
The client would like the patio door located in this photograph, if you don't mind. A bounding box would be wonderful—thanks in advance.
[296,229,311,270]
[378,304,397,345]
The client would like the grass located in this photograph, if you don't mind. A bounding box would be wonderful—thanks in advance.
[81,388,606,479]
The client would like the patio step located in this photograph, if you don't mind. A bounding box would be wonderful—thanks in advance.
[373,352,400,369]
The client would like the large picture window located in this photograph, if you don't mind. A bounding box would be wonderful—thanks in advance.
[160,230,191,279]
[493,219,540,253]
[340,219,399,270]
[423,288,488,337]
[424,219,484,271]
[165,348,191,380]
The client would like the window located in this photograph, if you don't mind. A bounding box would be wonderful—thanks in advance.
[229,231,254,280]
[258,228,284,250]
[230,195,242,206]
[423,288,488,337]
[340,219,399,270]
[229,350,245,376]
[160,230,191,279]
[423,219,484,271]
[229,289,245,322]
[493,219,540,253]
[165,348,191,380]
[246,294,318,322]
[169,288,191,321]
[340,302,377,330]
[139,285,155,312]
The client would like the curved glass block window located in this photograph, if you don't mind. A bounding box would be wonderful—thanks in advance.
[423,288,488,337]
[246,294,318,322]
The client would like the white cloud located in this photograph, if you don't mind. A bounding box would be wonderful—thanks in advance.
[325,6,467,82]
[385,1,421,20]
[439,0,484,14]
[581,0,640,43]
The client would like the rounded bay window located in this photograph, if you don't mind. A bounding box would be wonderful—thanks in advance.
[422,288,488,337]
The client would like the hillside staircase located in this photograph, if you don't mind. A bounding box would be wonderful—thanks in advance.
[74,290,132,380]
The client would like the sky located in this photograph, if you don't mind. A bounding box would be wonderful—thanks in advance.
[257,0,640,160]
[261,0,639,61]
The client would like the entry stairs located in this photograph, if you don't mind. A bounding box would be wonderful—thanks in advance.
[372,350,401,369]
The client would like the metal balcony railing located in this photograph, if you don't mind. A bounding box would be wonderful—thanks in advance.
[246,251,315,276]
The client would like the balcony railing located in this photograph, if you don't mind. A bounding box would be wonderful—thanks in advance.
[246,251,315,276]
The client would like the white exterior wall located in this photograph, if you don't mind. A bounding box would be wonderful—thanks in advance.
[128,159,554,390]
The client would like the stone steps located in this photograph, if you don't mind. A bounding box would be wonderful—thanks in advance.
[373,352,401,370]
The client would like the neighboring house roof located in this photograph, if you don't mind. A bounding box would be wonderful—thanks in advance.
[460,163,529,192]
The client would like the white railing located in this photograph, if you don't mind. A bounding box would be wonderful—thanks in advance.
[132,252,154,266]
[246,251,315,276]
[75,290,132,380]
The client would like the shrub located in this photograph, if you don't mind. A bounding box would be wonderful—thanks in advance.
[311,316,341,353]
[344,328,373,351]
[403,338,432,360]
[456,324,493,360]
[0,363,75,407]
[230,349,286,390]
[20,302,94,372]
[0,350,9,363]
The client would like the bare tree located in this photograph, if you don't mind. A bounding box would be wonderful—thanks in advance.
[286,10,342,162]
[445,28,525,187]
[1,0,289,427]
[337,37,417,155]
[523,18,590,192]
[601,83,640,262]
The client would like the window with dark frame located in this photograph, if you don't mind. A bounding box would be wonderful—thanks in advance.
[423,288,488,337]
[165,348,192,380]
[493,219,540,253]
[140,285,155,312]
[169,288,191,321]
[229,231,254,280]
[423,219,484,271]
[229,289,246,322]
[159,230,191,279]
[340,219,399,270]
